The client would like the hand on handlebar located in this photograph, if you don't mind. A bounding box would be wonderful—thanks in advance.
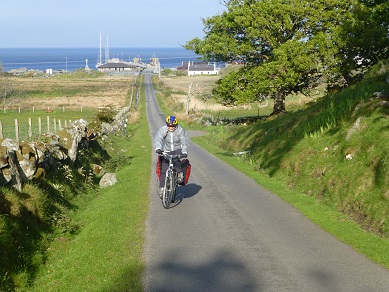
[158,151,187,159]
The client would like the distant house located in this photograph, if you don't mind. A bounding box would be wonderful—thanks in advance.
[97,62,134,72]
[180,61,219,76]
[97,58,146,73]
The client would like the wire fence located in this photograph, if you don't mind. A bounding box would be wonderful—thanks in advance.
[0,116,76,142]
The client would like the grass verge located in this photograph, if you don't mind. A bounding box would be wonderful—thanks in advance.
[192,124,389,270]
[27,81,151,291]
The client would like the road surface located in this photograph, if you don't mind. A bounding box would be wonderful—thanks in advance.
[142,74,389,292]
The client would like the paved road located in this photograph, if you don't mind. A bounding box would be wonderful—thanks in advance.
[142,74,389,292]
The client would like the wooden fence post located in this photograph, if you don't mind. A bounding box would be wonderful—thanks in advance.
[15,119,19,142]
[38,117,42,135]
[28,118,32,139]
[0,121,3,139]
[47,116,50,133]
[54,118,57,133]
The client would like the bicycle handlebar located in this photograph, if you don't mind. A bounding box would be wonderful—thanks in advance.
[159,152,186,159]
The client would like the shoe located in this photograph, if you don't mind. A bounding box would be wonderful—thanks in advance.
[177,172,184,183]
[158,187,164,199]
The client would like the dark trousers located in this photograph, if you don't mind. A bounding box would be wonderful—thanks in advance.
[159,150,183,187]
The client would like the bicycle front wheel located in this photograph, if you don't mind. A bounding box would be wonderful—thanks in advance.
[162,169,174,209]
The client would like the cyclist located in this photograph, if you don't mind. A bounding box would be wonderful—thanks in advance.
[154,115,189,199]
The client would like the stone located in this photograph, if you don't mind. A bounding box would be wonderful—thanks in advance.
[99,173,117,188]
[346,116,366,140]
[19,159,36,181]
[92,164,106,176]
[1,138,19,151]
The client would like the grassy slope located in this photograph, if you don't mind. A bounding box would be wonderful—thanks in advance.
[193,136,389,269]
[28,82,151,291]
[190,64,389,269]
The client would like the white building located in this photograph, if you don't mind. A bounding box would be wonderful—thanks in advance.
[185,61,219,76]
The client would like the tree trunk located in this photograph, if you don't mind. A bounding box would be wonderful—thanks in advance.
[271,91,286,115]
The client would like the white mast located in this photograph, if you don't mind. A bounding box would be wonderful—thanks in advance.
[96,32,103,68]
[105,36,109,63]
[99,32,102,65]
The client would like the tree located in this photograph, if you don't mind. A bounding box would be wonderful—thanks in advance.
[185,0,388,115]
[336,0,389,83]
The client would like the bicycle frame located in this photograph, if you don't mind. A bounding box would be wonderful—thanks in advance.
[160,153,182,209]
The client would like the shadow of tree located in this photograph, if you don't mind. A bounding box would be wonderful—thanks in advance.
[109,248,259,292]
[0,190,52,290]
[0,137,125,290]
[149,249,258,292]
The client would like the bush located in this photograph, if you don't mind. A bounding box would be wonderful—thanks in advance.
[96,106,115,123]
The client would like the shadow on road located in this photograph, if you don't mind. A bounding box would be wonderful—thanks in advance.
[178,183,202,199]
[145,248,259,292]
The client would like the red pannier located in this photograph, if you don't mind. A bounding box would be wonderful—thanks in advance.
[156,155,162,180]
[156,156,191,185]
[180,159,191,185]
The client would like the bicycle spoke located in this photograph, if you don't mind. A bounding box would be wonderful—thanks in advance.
[162,171,173,208]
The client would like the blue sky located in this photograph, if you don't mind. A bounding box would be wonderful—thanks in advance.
[0,0,224,48]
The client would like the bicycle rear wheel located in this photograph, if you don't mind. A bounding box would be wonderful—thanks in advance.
[162,170,174,209]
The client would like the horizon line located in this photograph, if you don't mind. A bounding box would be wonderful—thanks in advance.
[0,46,187,49]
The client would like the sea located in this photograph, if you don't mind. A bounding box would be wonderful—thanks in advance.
[0,47,201,72]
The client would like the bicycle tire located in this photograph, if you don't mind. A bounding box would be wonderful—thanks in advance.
[162,169,174,208]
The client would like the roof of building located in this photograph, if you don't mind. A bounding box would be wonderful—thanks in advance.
[189,63,215,71]
[97,61,147,69]
[97,62,134,69]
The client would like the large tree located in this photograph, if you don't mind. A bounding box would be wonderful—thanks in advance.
[336,0,389,82]
[185,0,389,115]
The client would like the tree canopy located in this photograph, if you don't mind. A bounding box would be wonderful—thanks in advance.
[185,0,389,114]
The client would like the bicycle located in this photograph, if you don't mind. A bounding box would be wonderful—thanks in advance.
[159,152,184,209]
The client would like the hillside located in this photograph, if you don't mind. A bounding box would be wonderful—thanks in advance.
[157,61,389,239]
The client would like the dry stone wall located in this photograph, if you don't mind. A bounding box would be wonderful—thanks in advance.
[0,106,130,191]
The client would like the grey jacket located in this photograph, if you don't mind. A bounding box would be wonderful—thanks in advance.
[154,125,189,154]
